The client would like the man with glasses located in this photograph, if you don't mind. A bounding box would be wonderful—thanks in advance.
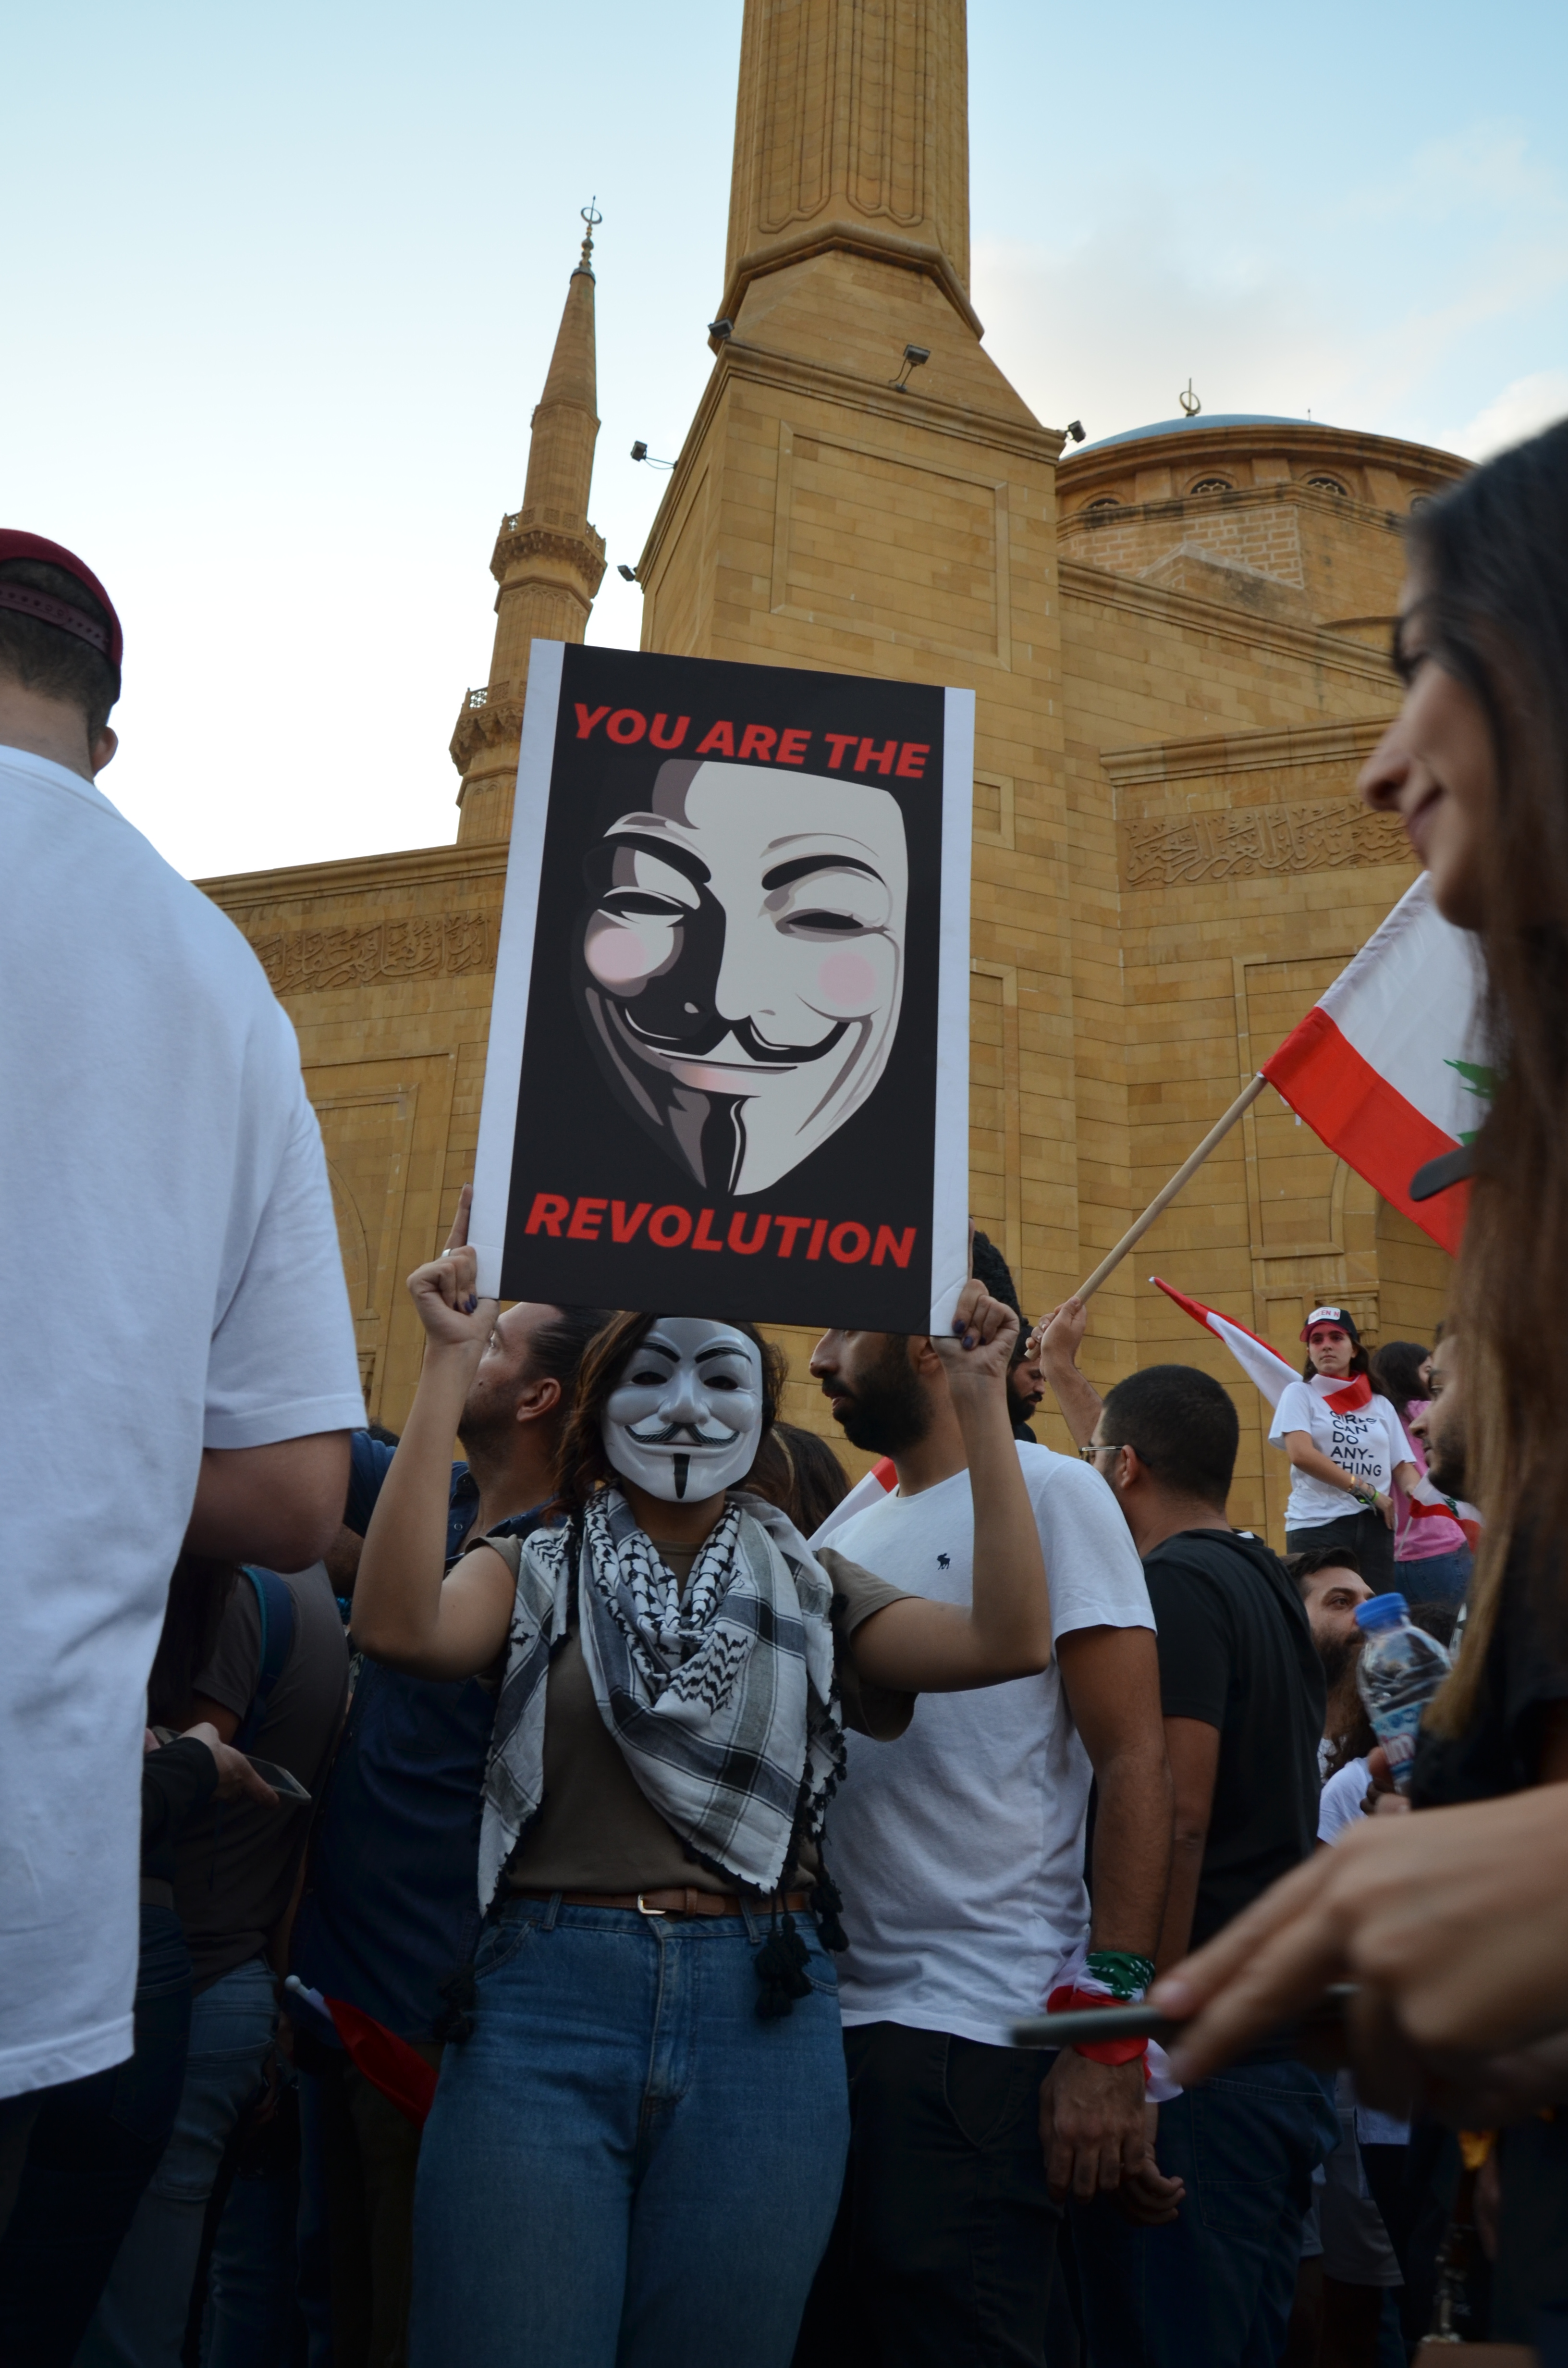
[1039,1318,1334,2368]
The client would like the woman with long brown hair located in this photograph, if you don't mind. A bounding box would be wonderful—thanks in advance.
[1145,420,1568,2332]
[351,1212,1055,2368]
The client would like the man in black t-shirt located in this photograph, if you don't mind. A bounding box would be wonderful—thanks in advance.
[1040,1343,1333,2368]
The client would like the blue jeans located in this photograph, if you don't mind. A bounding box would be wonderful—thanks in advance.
[0,1906,192,2366]
[1395,1547,1473,1610]
[78,1953,278,2368]
[409,1898,849,2368]
[1071,2056,1339,2368]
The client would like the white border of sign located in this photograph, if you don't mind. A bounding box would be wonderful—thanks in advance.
[930,684,974,1333]
[470,639,565,1297]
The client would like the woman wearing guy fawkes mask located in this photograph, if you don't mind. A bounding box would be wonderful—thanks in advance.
[352,1203,1054,2368]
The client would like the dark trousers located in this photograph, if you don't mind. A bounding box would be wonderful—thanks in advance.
[1071,2056,1338,2368]
[794,2022,1062,2368]
[1493,2111,1568,2345]
[0,1905,193,2366]
[1286,1508,1395,1594]
[313,2043,439,2368]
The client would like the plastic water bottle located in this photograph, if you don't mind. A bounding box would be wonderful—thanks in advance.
[1354,1592,1452,1793]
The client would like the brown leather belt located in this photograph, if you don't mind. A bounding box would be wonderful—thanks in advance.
[512,1887,813,1919]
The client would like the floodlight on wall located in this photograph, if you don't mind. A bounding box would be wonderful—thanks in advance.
[708,318,733,342]
[889,344,931,392]
[1065,419,1086,444]
[617,564,640,583]
[630,441,674,470]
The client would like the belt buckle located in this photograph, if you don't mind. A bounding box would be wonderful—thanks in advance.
[636,1894,666,1918]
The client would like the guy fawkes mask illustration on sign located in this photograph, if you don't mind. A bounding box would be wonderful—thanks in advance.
[576,759,909,1196]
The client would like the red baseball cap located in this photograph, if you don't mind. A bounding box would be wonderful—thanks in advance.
[0,531,123,674]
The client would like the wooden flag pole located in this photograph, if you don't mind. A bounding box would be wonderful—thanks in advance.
[1072,1074,1268,1303]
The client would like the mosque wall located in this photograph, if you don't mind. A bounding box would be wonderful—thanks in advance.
[196,6,1468,1545]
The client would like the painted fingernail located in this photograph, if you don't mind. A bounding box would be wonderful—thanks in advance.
[465,1295,478,1313]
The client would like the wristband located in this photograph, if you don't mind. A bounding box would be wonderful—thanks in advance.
[1085,1949,1156,2001]
[1046,1984,1149,2066]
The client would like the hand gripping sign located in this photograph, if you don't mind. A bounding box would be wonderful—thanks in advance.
[470,642,974,1332]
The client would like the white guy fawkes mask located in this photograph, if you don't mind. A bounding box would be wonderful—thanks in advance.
[577,759,908,1196]
[601,1317,764,1503]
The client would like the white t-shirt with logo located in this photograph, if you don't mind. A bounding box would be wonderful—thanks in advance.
[817,1444,1156,2048]
[1269,1378,1417,1530]
[0,748,366,2100]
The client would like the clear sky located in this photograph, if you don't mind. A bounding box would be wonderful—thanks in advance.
[8,0,1566,880]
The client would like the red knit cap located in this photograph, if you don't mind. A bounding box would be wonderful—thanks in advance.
[0,531,123,673]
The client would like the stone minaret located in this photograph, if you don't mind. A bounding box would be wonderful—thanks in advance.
[637,0,1066,1387]
[720,0,975,336]
[451,211,606,844]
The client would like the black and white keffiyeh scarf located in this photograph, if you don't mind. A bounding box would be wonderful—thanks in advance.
[477,1487,844,1911]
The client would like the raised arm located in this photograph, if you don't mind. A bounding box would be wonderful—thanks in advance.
[1033,1298,1104,1453]
[349,1202,515,1682]
[850,1282,1053,1692]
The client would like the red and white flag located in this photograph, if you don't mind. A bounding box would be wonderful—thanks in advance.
[810,1456,897,1546]
[1152,1277,1298,1410]
[1261,876,1487,1255]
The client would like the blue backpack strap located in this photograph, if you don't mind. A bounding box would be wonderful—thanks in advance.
[234,1567,296,1753]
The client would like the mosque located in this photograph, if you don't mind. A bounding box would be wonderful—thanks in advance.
[199,0,1468,1537]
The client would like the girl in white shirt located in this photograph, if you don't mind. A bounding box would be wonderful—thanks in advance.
[1268,1306,1419,1592]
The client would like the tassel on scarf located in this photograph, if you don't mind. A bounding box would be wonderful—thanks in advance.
[754,1905,813,2019]
[810,1870,848,1954]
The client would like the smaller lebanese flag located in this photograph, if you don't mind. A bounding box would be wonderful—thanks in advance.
[1262,876,1487,1256]
[284,1978,439,2128]
[1152,1279,1298,1410]
[810,1457,897,1547]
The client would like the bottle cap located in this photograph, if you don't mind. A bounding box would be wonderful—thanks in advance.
[1355,1591,1410,1633]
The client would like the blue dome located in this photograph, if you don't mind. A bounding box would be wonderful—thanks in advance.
[1074,413,1312,455]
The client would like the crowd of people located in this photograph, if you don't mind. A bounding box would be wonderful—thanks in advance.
[3,418,1568,2368]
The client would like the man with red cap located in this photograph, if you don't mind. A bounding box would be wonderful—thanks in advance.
[0,536,366,2227]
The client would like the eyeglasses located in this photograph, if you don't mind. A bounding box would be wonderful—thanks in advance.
[1080,1441,1149,1465]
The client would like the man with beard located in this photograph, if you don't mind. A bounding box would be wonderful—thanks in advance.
[289,1259,611,2368]
[1288,1548,1375,1774]
[795,1325,1169,2368]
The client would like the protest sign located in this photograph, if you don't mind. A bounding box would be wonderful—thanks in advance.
[470,641,973,1330]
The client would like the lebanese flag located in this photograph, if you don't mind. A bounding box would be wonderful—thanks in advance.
[284,1978,439,2128]
[1261,876,1487,1255]
[811,1456,897,1547]
[1152,1277,1298,1410]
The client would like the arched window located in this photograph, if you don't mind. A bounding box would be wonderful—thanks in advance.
[1188,475,1233,495]
[1306,474,1348,497]
[1084,495,1122,512]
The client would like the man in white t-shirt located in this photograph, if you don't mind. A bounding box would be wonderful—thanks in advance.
[0,533,366,2216]
[793,1323,1169,2367]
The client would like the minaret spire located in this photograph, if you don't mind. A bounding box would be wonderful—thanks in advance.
[720,0,975,338]
[451,207,606,844]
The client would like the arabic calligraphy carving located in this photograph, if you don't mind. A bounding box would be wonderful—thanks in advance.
[246,913,494,993]
[1124,801,1406,886]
